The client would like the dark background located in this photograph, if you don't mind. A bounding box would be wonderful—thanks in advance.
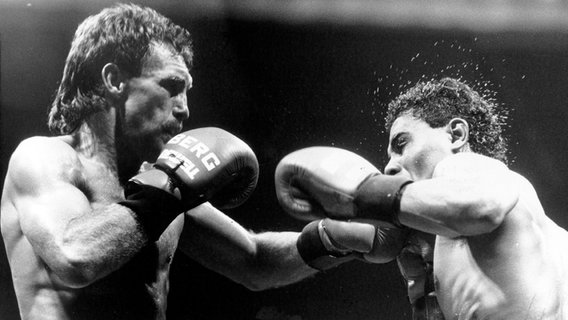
[2,1,568,319]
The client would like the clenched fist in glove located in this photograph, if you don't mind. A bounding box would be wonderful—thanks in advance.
[296,218,408,270]
[274,146,413,270]
[397,230,444,320]
[119,127,259,241]
[275,146,413,226]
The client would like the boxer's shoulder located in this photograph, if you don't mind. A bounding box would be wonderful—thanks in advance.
[8,136,84,190]
[434,152,507,177]
[12,135,77,163]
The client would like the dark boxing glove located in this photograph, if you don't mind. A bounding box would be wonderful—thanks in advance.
[119,127,259,241]
[296,218,409,270]
[275,146,413,227]
[397,231,443,320]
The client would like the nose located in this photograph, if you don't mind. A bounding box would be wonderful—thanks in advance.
[384,158,402,176]
[173,93,189,121]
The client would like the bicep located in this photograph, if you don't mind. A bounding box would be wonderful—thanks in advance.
[8,144,92,261]
[17,182,92,248]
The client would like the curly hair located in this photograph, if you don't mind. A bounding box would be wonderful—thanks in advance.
[385,77,508,163]
[48,3,193,135]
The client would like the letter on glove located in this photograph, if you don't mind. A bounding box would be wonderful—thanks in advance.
[120,127,259,241]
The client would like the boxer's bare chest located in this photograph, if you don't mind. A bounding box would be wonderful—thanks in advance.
[67,216,184,320]
[68,154,186,319]
[434,221,567,319]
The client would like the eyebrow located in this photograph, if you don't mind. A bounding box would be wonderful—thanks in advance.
[165,75,192,90]
[163,61,192,89]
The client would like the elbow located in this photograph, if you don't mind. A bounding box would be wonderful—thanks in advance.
[234,262,280,292]
[55,271,95,289]
[473,208,506,234]
[230,272,274,292]
[475,187,519,234]
[53,248,100,288]
[449,184,518,236]
[455,200,514,236]
[240,278,274,292]
[51,266,97,289]
[232,254,288,292]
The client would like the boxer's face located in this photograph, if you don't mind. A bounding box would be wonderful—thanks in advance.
[384,114,453,181]
[121,42,192,159]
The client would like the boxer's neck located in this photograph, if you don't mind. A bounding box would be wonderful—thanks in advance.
[74,111,118,174]
[457,143,472,154]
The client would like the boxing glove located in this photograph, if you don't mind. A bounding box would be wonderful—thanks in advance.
[397,231,443,320]
[119,127,259,241]
[296,218,408,270]
[275,146,413,227]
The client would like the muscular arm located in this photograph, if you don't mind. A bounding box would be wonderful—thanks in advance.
[178,203,317,291]
[398,153,519,238]
[8,138,147,288]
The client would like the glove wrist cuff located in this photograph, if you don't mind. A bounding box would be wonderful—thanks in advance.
[119,183,186,242]
[296,220,353,271]
[354,174,413,227]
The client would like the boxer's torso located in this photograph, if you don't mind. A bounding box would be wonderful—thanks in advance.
[1,136,185,320]
[434,172,568,320]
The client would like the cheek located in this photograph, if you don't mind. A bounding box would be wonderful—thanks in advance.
[406,150,430,178]
[125,92,170,129]
[405,144,444,179]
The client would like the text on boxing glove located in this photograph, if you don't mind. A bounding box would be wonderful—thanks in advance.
[160,133,221,179]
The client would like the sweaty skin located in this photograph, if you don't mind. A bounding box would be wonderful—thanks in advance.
[1,43,313,320]
[432,165,568,319]
[385,115,568,320]
[1,136,310,320]
[1,136,180,320]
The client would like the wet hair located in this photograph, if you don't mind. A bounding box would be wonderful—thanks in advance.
[48,3,193,135]
[385,77,508,163]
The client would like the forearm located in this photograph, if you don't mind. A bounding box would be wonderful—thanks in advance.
[179,204,316,291]
[55,203,147,286]
[245,231,317,290]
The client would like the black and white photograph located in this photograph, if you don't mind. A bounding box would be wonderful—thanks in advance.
[1,1,568,319]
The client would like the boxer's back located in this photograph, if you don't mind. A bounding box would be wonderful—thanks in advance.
[434,172,568,319]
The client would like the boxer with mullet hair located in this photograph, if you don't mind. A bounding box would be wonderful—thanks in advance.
[2,4,412,320]
[49,4,193,137]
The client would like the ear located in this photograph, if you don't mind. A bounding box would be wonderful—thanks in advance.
[447,118,469,152]
[101,63,126,98]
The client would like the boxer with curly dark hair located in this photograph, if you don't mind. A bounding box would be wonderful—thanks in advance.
[384,77,568,319]
[386,77,508,163]
[272,76,568,319]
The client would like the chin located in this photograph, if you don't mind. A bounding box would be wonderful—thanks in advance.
[139,139,164,162]
[160,131,178,144]
[153,140,166,155]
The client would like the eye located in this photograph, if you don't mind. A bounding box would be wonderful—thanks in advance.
[160,78,186,97]
[392,135,407,154]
